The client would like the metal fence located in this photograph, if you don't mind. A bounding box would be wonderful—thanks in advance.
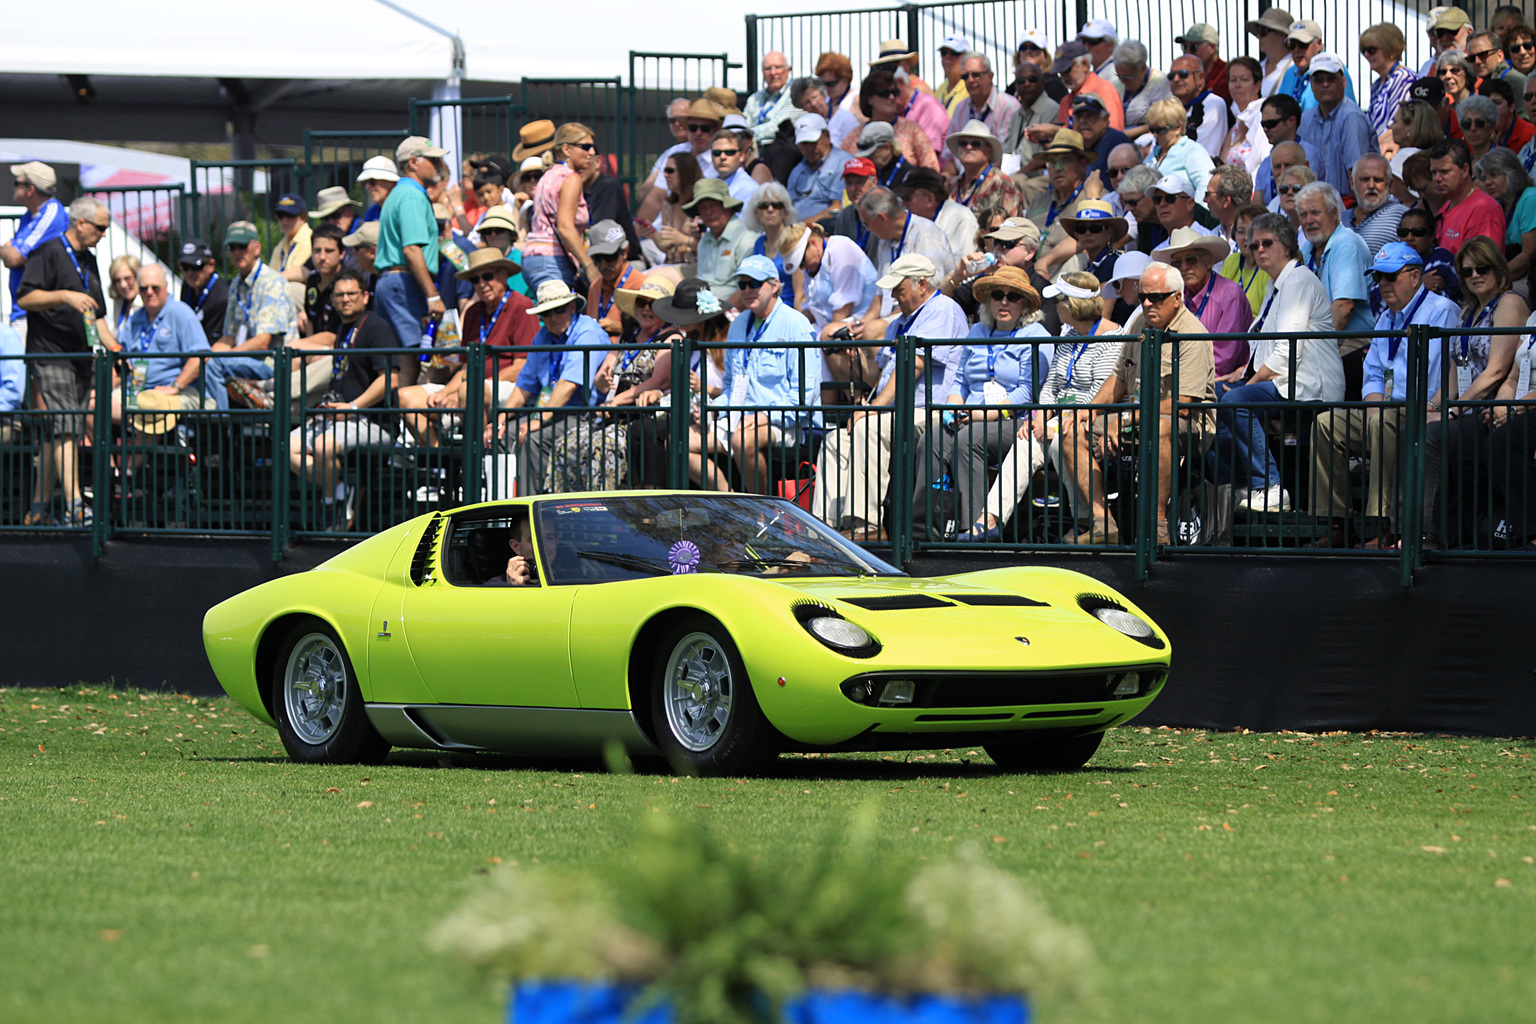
[746,0,1435,110]
[302,129,410,200]
[4,327,1534,582]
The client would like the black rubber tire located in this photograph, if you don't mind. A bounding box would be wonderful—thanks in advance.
[983,730,1104,772]
[649,613,778,776]
[271,617,390,765]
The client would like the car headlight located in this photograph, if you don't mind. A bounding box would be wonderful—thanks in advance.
[807,616,871,649]
[1093,606,1154,639]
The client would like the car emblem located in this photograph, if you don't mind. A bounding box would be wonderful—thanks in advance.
[1014,636,1030,645]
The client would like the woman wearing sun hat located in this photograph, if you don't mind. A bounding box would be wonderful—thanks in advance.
[946,119,1022,217]
[927,265,1053,537]
[583,278,681,489]
[960,270,1122,541]
[522,123,598,293]
[1057,198,1127,283]
[650,278,734,487]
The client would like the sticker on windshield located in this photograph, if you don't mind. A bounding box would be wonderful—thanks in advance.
[668,540,700,574]
[553,502,608,515]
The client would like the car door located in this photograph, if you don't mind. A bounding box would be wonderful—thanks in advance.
[395,518,579,708]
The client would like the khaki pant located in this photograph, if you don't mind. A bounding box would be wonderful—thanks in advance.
[1310,407,1405,521]
[813,408,934,528]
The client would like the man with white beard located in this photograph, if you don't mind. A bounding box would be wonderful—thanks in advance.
[1347,154,1404,257]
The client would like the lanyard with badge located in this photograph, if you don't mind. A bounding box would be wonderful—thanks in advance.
[1384,286,1429,398]
[192,273,219,322]
[880,156,906,189]
[332,313,367,385]
[1455,294,1502,395]
[1045,179,1085,227]
[981,334,1013,409]
[959,164,994,208]
[478,291,511,344]
[890,213,913,261]
[598,265,634,322]
[1189,276,1215,321]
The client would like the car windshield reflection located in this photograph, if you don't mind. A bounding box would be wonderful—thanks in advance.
[533,495,904,585]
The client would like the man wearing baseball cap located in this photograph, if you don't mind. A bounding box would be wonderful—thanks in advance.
[1076,19,1119,85]
[376,137,449,368]
[936,34,973,118]
[787,114,853,223]
[1176,23,1231,104]
[1421,7,1472,78]
[721,253,821,493]
[203,220,299,411]
[1309,241,1459,548]
[1278,20,1357,112]
[356,156,398,226]
[1298,53,1378,198]
[811,253,967,542]
[826,158,878,247]
[270,193,313,287]
[176,240,229,345]
[2,162,68,336]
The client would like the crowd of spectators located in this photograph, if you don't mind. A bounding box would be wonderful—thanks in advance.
[6,7,1536,549]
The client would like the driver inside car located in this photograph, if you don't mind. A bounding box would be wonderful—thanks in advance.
[483,515,539,587]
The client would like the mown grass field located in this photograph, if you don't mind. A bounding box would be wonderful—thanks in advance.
[1,685,1533,1024]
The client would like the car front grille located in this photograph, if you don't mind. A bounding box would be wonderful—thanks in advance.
[838,668,1164,709]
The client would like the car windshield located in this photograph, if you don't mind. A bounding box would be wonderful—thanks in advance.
[533,495,903,585]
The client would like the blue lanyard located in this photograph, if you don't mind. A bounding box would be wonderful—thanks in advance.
[902,92,917,119]
[754,91,778,125]
[1251,268,1284,331]
[1388,287,1431,359]
[880,156,906,189]
[744,306,773,343]
[891,213,912,260]
[1459,295,1502,361]
[597,265,633,322]
[1292,69,1308,102]
[855,221,870,249]
[237,264,262,323]
[1524,144,1536,174]
[1236,261,1258,295]
[333,313,365,381]
[1045,179,1085,227]
[1062,339,1090,383]
[63,245,90,291]
[1190,276,1215,321]
[193,273,218,312]
[116,306,133,339]
[478,290,511,344]
[129,314,154,354]
[958,164,994,208]
[984,339,1004,380]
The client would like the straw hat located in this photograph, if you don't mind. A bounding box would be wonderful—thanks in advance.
[513,120,558,161]
[311,186,361,219]
[971,265,1041,311]
[526,279,586,316]
[1041,129,1090,158]
[945,119,1004,166]
[1059,199,1128,239]
[455,246,521,281]
[703,87,740,114]
[869,38,918,65]
[1151,226,1231,264]
[129,389,180,436]
[615,278,676,319]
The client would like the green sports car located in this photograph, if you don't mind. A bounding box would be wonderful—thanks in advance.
[203,492,1170,775]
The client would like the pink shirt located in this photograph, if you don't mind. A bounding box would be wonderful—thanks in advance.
[1436,187,1506,255]
[904,90,951,158]
[523,164,589,258]
[1185,271,1253,376]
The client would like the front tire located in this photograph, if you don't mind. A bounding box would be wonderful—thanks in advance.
[650,614,778,776]
[272,618,390,764]
[983,730,1103,772]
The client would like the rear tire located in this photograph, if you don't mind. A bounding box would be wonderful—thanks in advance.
[649,614,778,776]
[272,617,390,764]
[983,730,1103,772]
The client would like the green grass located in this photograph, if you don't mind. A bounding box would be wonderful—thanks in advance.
[1,685,1533,1024]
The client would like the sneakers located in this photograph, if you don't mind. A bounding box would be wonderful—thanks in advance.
[226,378,274,410]
[328,485,357,532]
[65,499,93,527]
[1236,485,1291,513]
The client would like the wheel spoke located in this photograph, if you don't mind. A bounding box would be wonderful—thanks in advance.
[663,632,737,752]
[283,633,348,746]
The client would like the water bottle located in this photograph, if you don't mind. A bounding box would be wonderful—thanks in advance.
[964,252,999,279]
[419,314,438,365]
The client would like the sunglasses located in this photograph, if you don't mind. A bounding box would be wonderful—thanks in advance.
[1149,124,1179,135]
[1141,290,1177,304]
[1018,75,1043,84]
[1259,117,1285,129]
[140,284,166,294]
[958,139,988,149]
[1169,69,1196,79]
[1080,36,1105,46]
[663,166,678,174]
[758,201,785,211]
[1248,237,1281,252]
[710,148,739,157]
[1434,28,1459,40]
[1361,45,1380,56]
[1310,73,1340,85]
[1439,68,1464,78]
[1511,41,1536,53]
[686,123,715,133]
[1466,49,1496,62]
[961,70,989,80]
[1462,117,1492,130]
[1107,166,1127,178]
[819,75,841,87]
[1153,193,1184,205]
[875,87,902,98]
[735,278,765,290]
[1397,226,1431,238]
[1170,254,1204,268]
[1074,223,1108,234]
[593,252,624,263]
[1277,184,1305,195]
[1461,263,1494,276]
[989,289,1028,302]
[568,141,597,151]
[1286,40,1311,51]
[467,272,501,284]
[1372,270,1406,283]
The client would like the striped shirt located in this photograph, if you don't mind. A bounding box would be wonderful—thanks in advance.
[1368,63,1417,137]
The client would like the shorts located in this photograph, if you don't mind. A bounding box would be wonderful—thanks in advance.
[28,356,91,438]
[710,418,786,450]
[291,415,394,454]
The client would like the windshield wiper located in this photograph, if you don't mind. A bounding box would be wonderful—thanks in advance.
[576,550,718,576]
[717,557,822,572]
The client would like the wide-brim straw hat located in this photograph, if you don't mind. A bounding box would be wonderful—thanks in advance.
[1151,226,1231,264]
[455,246,522,281]
[1059,198,1128,239]
[526,279,586,316]
[513,120,558,161]
[945,119,1005,166]
[129,389,180,436]
[971,265,1042,311]
[615,278,676,319]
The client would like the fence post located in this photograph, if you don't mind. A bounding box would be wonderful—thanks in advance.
[1399,323,1429,588]
[1074,0,1090,36]
[903,3,922,59]
[464,340,485,503]
[745,15,760,95]
[889,337,917,565]
[1135,328,1161,581]
[668,333,691,488]
[270,348,291,561]
[91,352,113,556]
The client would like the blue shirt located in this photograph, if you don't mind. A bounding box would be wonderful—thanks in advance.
[1300,226,1374,335]
[878,291,969,406]
[515,313,607,409]
[377,177,439,274]
[0,320,23,411]
[1277,64,1357,112]
[950,322,1054,405]
[1142,136,1215,204]
[1362,287,1459,400]
[7,197,68,323]
[1299,100,1377,198]
[1253,142,1324,202]
[1368,246,1460,315]
[786,147,853,220]
[721,300,822,431]
[124,299,207,389]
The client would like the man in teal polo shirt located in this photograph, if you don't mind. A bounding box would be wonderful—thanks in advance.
[376,136,448,372]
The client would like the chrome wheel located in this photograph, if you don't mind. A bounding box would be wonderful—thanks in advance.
[662,631,735,751]
[282,632,348,746]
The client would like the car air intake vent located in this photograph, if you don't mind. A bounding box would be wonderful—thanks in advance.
[841,594,954,610]
[949,594,1049,607]
[409,514,444,586]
